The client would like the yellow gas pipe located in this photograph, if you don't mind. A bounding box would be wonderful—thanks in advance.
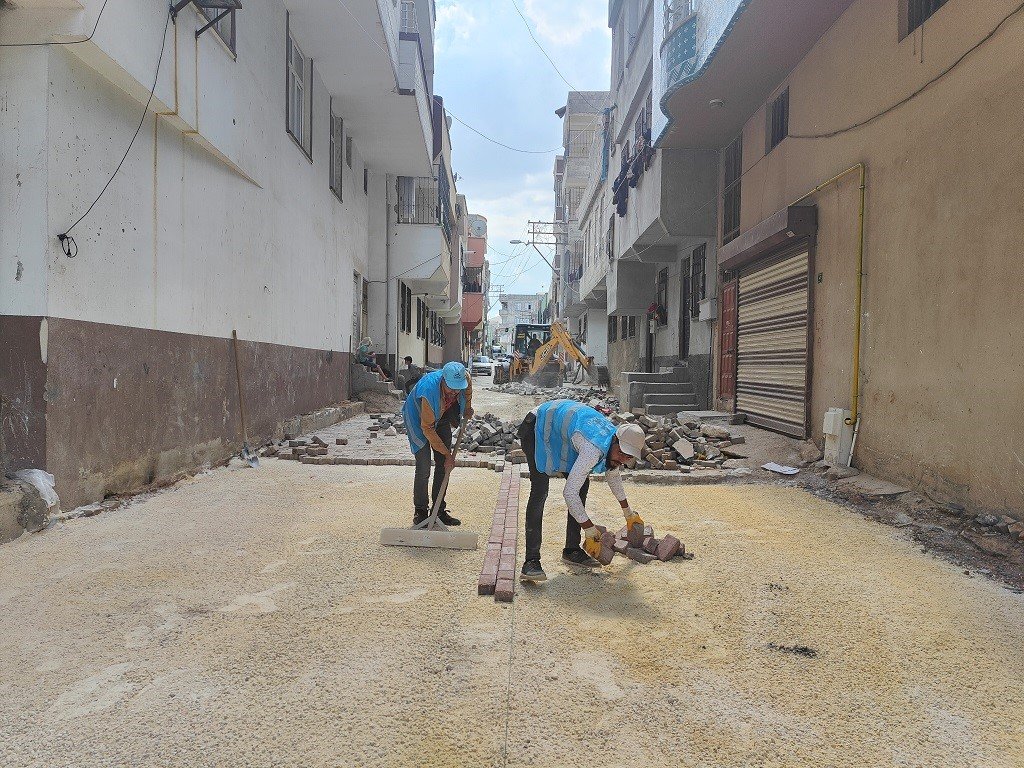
[789,163,866,428]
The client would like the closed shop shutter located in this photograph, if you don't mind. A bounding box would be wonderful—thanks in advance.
[736,250,810,437]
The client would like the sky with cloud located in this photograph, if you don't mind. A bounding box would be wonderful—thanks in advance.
[433,0,611,320]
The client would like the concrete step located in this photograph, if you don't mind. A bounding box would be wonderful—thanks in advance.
[643,397,700,409]
[621,365,690,385]
[646,403,701,416]
[641,382,695,395]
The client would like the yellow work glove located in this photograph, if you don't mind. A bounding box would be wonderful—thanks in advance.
[624,511,645,529]
[582,526,602,560]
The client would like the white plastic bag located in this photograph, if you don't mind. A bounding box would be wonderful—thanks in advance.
[13,469,60,511]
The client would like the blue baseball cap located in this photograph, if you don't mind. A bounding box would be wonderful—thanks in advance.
[441,361,469,390]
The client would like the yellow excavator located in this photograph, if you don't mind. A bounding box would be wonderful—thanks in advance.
[493,322,608,387]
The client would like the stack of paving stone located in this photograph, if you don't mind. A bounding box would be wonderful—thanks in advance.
[463,413,520,455]
[607,413,747,472]
[592,522,692,566]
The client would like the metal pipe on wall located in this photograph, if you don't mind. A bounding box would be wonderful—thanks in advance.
[789,163,866,429]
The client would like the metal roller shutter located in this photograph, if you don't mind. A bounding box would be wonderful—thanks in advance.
[736,250,810,437]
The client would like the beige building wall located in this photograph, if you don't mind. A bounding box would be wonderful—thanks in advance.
[732,0,1024,516]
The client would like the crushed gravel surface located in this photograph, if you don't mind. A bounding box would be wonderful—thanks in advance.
[1,391,1022,766]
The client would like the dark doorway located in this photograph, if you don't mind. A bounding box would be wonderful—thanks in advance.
[719,275,738,403]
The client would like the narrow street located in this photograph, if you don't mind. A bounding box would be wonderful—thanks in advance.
[2,385,1022,767]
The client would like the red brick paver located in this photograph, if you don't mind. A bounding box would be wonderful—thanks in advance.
[477,466,520,602]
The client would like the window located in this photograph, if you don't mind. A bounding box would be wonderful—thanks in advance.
[608,316,618,343]
[690,244,706,319]
[906,0,948,36]
[399,282,413,333]
[346,136,353,168]
[766,88,789,153]
[401,0,418,33]
[364,168,369,195]
[656,268,668,326]
[416,298,424,339]
[200,6,236,54]
[286,22,312,158]
[627,315,637,339]
[329,107,343,201]
[606,215,615,262]
[722,134,742,245]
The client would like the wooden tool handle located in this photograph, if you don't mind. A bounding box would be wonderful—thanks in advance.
[231,330,250,444]
[428,418,468,519]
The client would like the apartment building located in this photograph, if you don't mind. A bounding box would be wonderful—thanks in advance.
[656,0,1024,518]
[553,92,609,332]
[555,91,610,366]
[460,213,490,356]
[596,0,720,403]
[0,0,440,508]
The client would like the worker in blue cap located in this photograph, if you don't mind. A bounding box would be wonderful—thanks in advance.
[403,361,474,526]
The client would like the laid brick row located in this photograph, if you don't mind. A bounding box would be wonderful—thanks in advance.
[478,466,521,603]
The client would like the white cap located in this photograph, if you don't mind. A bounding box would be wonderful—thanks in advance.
[615,424,645,464]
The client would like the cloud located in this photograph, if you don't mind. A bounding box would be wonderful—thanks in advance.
[436,1,478,53]
[522,0,609,47]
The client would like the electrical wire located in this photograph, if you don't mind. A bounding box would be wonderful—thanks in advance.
[57,8,171,257]
[445,110,561,154]
[790,1,1024,139]
[0,0,111,47]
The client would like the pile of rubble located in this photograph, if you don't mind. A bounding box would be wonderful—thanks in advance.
[593,521,693,565]
[488,383,620,413]
[605,413,746,472]
[462,413,519,454]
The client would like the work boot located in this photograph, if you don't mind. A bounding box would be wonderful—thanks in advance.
[437,510,461,526]
[412,508,428,527]
[562,548,600,568]
[520,559,547,582]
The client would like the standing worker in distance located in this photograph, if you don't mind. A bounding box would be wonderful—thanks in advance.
[517,399,646,582]
[404,361,474,527]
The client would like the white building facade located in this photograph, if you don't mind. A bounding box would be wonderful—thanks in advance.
[585,0,720,398]
[0,0,443,507]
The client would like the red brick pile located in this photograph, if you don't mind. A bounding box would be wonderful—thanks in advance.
[477,466,521,603]
[595,522,690,566]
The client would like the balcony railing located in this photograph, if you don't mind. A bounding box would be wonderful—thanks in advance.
[664,0,695,38]
[397,176,439,224]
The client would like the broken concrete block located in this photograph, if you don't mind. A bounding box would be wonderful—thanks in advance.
[311,436,327,446]
[613,539,629,554]
[627,523,645,548]
[700,423,730,441]
[626,547,657,564]
[656,535,681,561]
[643,537,659,555]
[598,531,616,566]
[336,438,348,445]
[673,439,695,460]
[799,440,824,464]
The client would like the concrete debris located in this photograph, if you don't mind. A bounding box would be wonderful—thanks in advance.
[762,463,800,475]
[487,383,621,413]
[799,440,825,465]
[825,465,861,480]
[356,389,403,413]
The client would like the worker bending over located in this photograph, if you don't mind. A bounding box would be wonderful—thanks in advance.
[517,399,646,582]
[403,362,474,527]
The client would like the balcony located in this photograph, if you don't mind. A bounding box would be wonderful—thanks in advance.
[655,0,855,148]
[462,266,484,294]
[287,0,433,175]
[392,176,450,297]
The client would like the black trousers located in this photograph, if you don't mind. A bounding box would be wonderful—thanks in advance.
[413,405,459,514]
[518,413,589,562]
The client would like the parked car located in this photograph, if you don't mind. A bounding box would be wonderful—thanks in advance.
[469,355,493,376]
